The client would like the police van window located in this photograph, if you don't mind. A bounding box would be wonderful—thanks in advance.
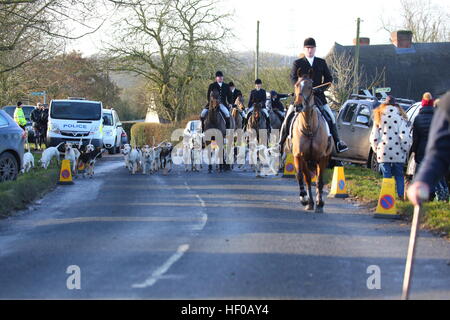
[51,101,101,121]
[341,103,358,123]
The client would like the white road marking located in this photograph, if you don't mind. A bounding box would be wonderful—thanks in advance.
[132,244,190,289]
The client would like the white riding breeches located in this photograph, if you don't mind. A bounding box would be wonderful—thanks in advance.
[322,104,336,124]
[201,104,230,118]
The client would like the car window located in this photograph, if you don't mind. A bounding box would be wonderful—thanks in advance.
[51,101,102,120]
[355,105,371,126]
[0,114,9,127]
[340,103,358,123]
[103,113,114,126]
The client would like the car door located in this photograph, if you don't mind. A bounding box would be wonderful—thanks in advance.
[352,103,373,160]
[336,102,359,159]
[113,111,122,146]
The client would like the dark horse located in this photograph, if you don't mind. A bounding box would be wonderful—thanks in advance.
[203,90,227,173]
[291,69,332,213]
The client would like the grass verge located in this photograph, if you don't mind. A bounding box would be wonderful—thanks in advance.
[0,152,59,218]
[341,166,450,237]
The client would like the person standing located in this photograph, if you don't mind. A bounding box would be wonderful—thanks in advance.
[14,101,27,131]
[370,96,412,199]
[201,71,232,128]
[30,103,44,150]
[279,37,348,153]
[408,91,450,205]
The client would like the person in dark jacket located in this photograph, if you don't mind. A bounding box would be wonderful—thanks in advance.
[229,82,242,106]
[244,79,270,130]
[408,91,450,205]
[30,103,44,150]
[269,90,293,121]
[201,71,232,128]
[279,37,348,153]
[411,93,435,164]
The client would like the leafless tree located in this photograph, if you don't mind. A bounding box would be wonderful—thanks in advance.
[381,0,450,42]
[107,0,233,122]
[326,51,385,110]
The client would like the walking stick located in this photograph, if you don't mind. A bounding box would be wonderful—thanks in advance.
[401,190,428,300]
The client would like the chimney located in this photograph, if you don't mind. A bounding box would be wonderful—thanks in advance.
[390,30,413,48]
[353,37,370,46]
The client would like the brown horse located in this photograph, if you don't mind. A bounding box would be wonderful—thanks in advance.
[203,90,227,173]
[231,96,244,129]
[292,71,332,213]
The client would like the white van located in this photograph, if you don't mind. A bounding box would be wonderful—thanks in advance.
[47,98,103,150]
[102,108,124,154]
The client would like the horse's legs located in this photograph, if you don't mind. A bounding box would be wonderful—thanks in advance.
[294,156,308,206]
[315,159,327,213]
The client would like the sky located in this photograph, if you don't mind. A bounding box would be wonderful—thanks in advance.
[67,0,448,58]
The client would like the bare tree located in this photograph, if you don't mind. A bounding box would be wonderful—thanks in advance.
[381,0,450,42]
[0,0,109,74]
[326,51,385,110]
[107,0,232,122]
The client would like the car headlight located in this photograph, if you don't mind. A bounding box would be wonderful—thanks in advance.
[89,126,99,135]
[50,123,60,134]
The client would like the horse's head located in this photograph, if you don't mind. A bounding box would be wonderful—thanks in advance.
[294,68,314,110]
[209,89,220,111]
[235,96,244,110]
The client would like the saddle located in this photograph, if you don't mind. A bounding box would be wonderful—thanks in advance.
[288,107,331,141]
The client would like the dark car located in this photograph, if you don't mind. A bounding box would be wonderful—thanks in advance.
[0,110,26,182]
[332,94,415,172]
[2,105,37,143]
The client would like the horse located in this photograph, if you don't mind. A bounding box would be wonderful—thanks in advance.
[245,102,269,175]
[266,99,283,131]
[231,96,244,130]
[203,89,227,173]
[291,70,332,213]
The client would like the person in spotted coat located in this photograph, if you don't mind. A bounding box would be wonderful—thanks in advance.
[370,96,412,198]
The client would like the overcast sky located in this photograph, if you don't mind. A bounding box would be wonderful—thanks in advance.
[67,0,449,58]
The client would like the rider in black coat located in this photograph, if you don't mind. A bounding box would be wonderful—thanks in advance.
[279,37,348,153]
[244,79,271,130]
[201,71,232,129]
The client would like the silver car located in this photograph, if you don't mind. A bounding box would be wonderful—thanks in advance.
[332,95,415,172]
[0,110,25,182]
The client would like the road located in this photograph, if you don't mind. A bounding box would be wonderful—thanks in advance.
[0,154,449,299]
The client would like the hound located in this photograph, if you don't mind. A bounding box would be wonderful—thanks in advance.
[191,132,203,172]
[21,145,35,173]
[78,143,99,178]
[182,134,192,172]
[128,146,141,174]
[39,143,64,169]
[64,143,81,174]
[141,145,154,175]
[122,144,132,168]
[152,146,161,173]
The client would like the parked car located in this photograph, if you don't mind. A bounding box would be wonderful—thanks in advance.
[102,108,124,154]
[2,105,36,143]
[184,120,201,135]
[0,110,26,182]
[332,94,415,172]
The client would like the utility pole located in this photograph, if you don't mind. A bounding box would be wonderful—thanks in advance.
[255,20,260,80]
[354,17,361,94]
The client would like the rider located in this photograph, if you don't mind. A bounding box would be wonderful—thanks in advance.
[229,81,242,105]
[279,37,348,153]
[245,79,271,131]
[269,90,293,122]
[201,71,232,129]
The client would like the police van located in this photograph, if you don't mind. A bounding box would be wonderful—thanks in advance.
[47,98,104,150]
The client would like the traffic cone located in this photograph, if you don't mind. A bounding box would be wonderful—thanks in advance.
[328,166,348,198]
[282,153,296,178]
[374,178,399,219]
[58,159,74,185]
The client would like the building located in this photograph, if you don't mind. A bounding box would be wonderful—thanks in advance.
[327,31,450,101]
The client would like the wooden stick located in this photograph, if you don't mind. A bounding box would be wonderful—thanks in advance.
[313,82,332,90]
[401,204,422,300]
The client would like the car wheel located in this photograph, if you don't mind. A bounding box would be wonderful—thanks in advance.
[0,152,19,182]
[369,151,380,174]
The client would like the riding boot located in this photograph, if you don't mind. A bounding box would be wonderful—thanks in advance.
[265,115,271,135]
[225,117,231,130]
[278,110,296,150]
[329,120,348,153]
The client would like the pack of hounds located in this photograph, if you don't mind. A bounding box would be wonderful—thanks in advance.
[122,142,174,175]
[22,140,101,179]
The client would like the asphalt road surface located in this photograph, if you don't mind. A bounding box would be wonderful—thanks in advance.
[0,154,449,299]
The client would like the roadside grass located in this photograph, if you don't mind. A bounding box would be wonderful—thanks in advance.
[0,152,59,217]
[340,166,450,237]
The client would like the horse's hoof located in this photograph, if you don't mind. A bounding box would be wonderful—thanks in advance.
[305,204,314,211]
[299,197,309,206]
[315,207,324,213]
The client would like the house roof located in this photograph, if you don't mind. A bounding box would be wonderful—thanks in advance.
[327,42,450,101]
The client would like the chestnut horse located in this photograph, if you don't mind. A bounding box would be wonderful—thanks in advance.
[292,70,332,213]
